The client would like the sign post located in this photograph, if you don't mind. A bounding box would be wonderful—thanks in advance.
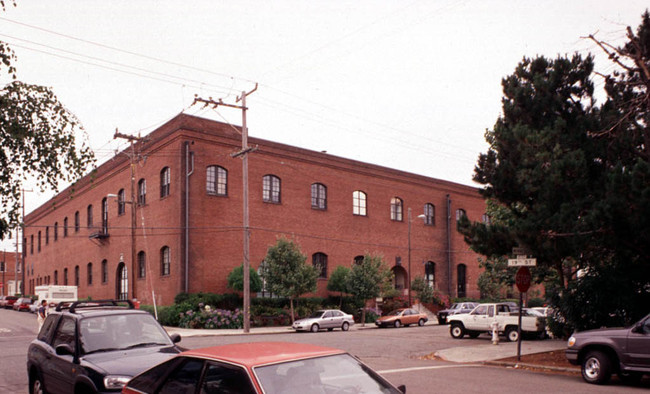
[510,248,534,361]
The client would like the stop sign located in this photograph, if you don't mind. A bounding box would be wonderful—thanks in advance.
[515,266,531,293]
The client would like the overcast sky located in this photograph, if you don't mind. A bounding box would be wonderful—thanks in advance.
[1,0,648,250]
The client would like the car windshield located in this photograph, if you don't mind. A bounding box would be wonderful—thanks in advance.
[449,304,461,310]
[255,353,401,394]
[79,313,171,354]
[386,310,403,316]
[309,311,325,318]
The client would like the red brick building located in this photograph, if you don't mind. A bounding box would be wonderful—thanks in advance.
[23,114,486,306]
[1,250,20,296]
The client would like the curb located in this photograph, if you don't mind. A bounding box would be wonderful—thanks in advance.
[484,360,581,374]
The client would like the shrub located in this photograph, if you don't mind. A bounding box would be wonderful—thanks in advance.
[178,306,243,329]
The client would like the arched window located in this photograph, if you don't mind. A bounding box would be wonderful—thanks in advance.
[352,191,367,216]
[117,263,128,300]
[262,175,281,203]
[87,204,93,228]
[101,197,108,234]
[160,167,171,198]
[102,259,108,283]
[54,222,58,241]
[161,246,170,276]
[118,189,126,215]
[390,197,403,221]
[63,217,68,237]
[457,264,467,298]
[312,252,328,279]
[206,165,228,196]
[424,203,435,226]
[45,226,49,245]
[38,231,41,252]
[74,265,80,286]
[75,211,80,232]
[87,262,93,285]
[482,213,491,225]
[311,183,327,210]
[353,255,365,265]
[64,268,68,285]
[54,270,58,285]
[138,251,146,278]
[138,179,147,205]
[425,261,435,288]
[456,209,467,230]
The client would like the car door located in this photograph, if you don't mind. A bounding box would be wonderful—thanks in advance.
[331,311,344,328]
[46,316,77,394]
[626,317,650,367]
[466,305,488,330]
[321,311,334,328]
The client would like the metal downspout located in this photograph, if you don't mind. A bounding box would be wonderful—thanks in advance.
[446,194,452,297]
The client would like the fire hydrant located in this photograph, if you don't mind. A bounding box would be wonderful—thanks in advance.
[490,321,500,345]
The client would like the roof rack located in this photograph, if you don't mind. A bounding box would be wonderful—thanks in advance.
[55,299,135,313]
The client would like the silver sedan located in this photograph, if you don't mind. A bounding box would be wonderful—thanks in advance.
[292,309,355,333]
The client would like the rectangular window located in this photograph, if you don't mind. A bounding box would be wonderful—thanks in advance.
[262,175,280,203]
[138,179,147,205]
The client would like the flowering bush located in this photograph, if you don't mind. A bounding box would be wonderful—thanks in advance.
[178,305,243,329]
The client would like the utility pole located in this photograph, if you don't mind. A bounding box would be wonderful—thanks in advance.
[194,83,258,333]
[114,130,145,301]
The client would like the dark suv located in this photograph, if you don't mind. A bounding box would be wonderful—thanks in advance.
[27,300,182,393]
[565,313,650,385]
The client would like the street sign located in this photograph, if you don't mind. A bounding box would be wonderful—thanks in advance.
[512,247,529,255]
[515,267,531,293]
[507,258,537,267]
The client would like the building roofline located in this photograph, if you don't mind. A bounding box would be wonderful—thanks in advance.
[25,113,480,223]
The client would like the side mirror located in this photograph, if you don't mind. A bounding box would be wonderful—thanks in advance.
[55,344,75,356]
[398,384,406,393]
[170,333,181,343]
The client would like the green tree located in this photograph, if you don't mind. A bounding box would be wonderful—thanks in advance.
[410,276,435,310]
[326,265,350,308]
[227,264,263,293]
[0,1,95,240]
[463,11,650,331]
[264,238,318,322]
[346,254,393,326]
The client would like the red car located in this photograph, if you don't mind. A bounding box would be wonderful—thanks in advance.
[2,295,18,309]
[122,342,405,393]
[12,297,34,311]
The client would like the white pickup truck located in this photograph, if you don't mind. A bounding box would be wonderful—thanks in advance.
[447,303,545,342]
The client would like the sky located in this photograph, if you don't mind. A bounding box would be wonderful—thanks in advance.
[0,0,648,251]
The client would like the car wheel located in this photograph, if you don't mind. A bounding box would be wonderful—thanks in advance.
[394,320,401,328]
[450,322,465,339]
[31,372,46,394]
[341,322,350,331]
[310,324,320,333]
[618,371,642,385]
[505,327,519,342]
[418,318,425,326]
[582,350,612,384]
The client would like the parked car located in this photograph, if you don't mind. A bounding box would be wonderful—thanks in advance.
[27,299,182,393]
[12,297,34,312]
[437,302,479,324]
[2,295,18,309]
[448,302,546,341]
[0,296,6,307]
[292,309,354,332]
[122,342,406,394]
[375,308,428,328]
[566,313,650,385]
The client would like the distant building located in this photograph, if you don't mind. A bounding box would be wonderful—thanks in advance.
[1,250,20,296]
[23,114,486,305]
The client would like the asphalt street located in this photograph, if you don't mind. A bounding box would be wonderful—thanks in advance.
[2,308,648,393]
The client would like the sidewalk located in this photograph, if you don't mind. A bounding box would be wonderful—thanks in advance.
[164,324,577,372]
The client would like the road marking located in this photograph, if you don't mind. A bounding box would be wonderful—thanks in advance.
[378,364,484,374]
[0,328,11,333]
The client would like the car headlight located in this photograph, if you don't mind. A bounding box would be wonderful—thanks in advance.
[567,336,576,347]
[104,375,131,389]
